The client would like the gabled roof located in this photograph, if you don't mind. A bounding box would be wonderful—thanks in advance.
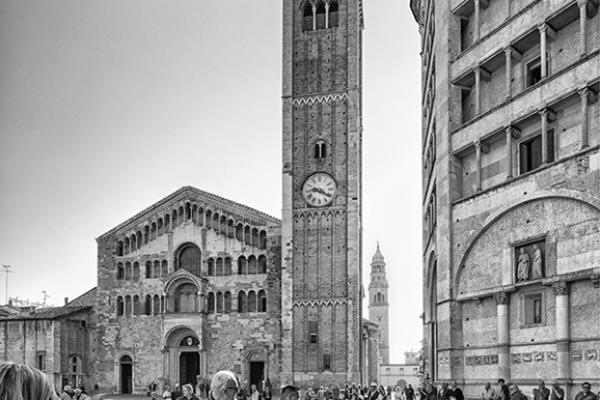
[66,287,97,307]
[0,306,91,321]
[97,186,280,240]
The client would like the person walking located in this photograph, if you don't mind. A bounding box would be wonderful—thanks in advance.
[439,384,451,400]
[537,381,549,400]
[550,382,564,400]
[405,385,415,400]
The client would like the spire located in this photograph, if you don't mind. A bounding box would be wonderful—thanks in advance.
[372,242,385,263]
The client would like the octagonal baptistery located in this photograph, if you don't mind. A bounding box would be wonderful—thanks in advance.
[94,186,282,394]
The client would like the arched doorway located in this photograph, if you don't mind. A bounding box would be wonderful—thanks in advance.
[165,327,205,387]
[247,350,267,392]
[179,336,200,386]
[119,355,133,394]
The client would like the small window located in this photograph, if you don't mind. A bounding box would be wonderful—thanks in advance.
[314,141,327,159]
[37,351,46,371]
[519,130,553,174]
[526,57,544,88]
[323,354,331,370]
[522,291,545,326]
[308,321,318,344]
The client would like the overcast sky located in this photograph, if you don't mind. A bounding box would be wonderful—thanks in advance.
[0,0,422,363]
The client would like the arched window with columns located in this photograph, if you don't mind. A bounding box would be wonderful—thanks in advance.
[133,262,140,280]
[238,256,247,275]
[144,295,152,315]
[117,263,124,280]
[248,256,257,274]
[117,241,124,256]
[315,1,326,29]
[329,1,339,28]
[162,260,168,277]
[224,292,232,313]
[124,295,132,316]
[133,295,140,315]
[158,218,164,235]
[224,257,232,275]
[248,291,257,313]
[258,290,267,312]
[144,226,149,244]
[153,295,160,315]
[216,258,224,276]
[207,292,215,313]
[125,262,132,280]
[216,292,223,313]
[259,230,267,249]
[208,258,215,276]
[236,223,244,242]
[237,291,247,313]
[302,2,313,31]
[176,243,202,277]
[258,255,267,274]
[116,296,124,316]
[145,261,151,279]
[151,222,157,239]
[153,260,160,278]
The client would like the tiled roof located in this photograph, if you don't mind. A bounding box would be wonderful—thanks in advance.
[0,306,90,321]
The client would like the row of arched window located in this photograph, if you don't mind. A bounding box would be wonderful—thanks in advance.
[116,294,163,316]
[115,203,269,256]
[116,260,168,280]
[206,290,268,314]
[115,290,268,316]
[302,1,339,32]
[207,255,268,276]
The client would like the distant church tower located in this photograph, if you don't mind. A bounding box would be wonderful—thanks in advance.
[280,0,364,386]
[368,243,389,364]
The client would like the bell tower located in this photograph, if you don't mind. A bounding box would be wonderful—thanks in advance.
[368,243,390,364]
[281,0,364,386]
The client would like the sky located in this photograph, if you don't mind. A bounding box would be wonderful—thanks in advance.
[0,0,422,363]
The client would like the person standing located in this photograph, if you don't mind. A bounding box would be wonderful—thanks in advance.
[536,381,549,400]
[177,384,200,400]
[508,385,527,400]
[482,383,495,400]
[450,381,464,400]
[438,384,451,400]
[550,382,564,400]
[405,385,414,400]
[210,371,239,400]
[250,384,262,400]
[574,382,598,400]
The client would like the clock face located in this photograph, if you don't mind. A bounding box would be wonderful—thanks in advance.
[302,173,337,207]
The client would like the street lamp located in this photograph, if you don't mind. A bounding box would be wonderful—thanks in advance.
[1,265,14,305]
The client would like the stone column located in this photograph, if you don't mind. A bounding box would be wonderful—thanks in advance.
[540,108,549,164]
[474,0,481,42]
[505,0,511,19]
[325,3,330,29]
[475,67,481,116]
[475,140,483,191]
[578,0,588,57]
[579,87,589,148]
[505,48,513,99]
[312,6,317,31]
[505,126,514,179]
[495,292,510,380]
[539,25,548,78]
[553,281,570,381]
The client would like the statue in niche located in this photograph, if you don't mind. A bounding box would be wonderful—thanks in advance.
[517,248,530,282]
[531,244,544,279]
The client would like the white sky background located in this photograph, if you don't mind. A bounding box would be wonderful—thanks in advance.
[0,0,422,363]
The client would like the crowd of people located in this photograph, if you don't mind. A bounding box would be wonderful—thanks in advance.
[0,362,599,400]
[417,379,598,400]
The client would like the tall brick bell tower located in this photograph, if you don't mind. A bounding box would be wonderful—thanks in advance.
[368,243,389,365]
[280,0,364,387]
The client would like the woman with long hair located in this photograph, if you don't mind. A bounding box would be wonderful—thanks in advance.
[0,362,57,400]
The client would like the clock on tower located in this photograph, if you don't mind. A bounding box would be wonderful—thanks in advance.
[280,0,364,386]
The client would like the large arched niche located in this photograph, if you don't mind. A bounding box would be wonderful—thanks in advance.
[175,242,202,276]
[456,196,600,297]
